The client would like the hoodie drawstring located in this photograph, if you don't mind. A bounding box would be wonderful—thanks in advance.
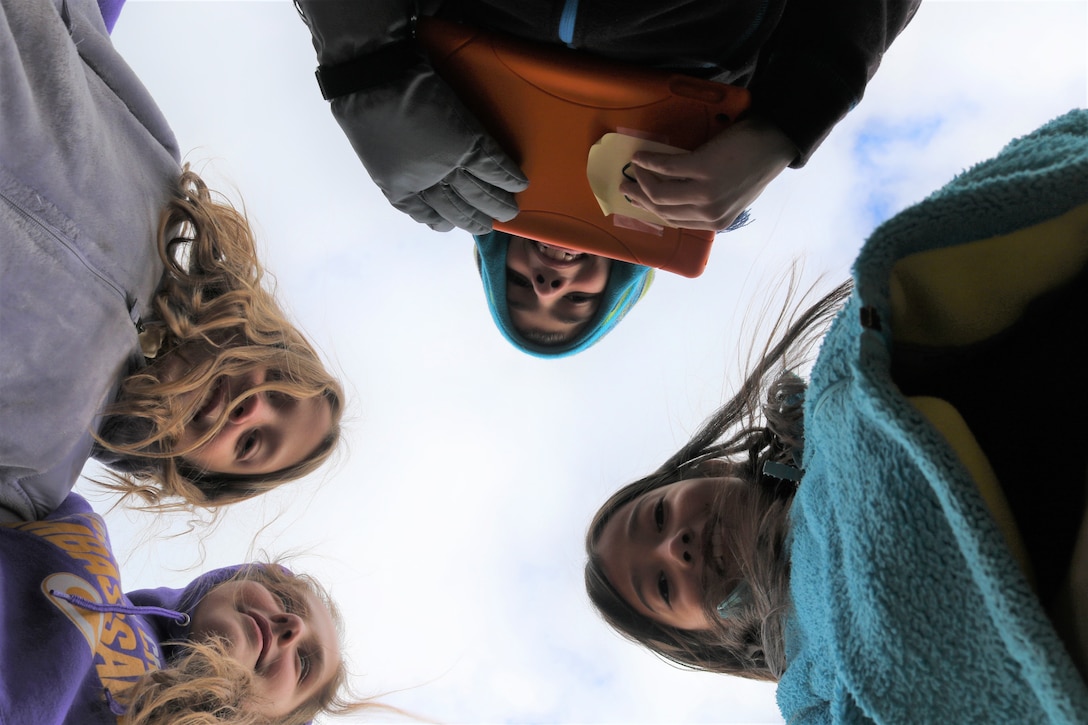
[49,588,191,625]
[49,589,191,715]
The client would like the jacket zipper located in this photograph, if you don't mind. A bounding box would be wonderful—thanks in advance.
[811,378,849,421]
[1,189,138,323]
[558,0,579,46]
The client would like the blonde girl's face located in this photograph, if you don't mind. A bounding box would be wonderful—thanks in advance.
[175,366,333,475]
[596,477,746,631]
[190,578,341,718]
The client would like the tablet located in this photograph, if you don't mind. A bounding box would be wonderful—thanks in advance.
[418,17,751,278]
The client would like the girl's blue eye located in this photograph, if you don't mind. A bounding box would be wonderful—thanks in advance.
[277,590,298,613]
[273,584,309,617]
[240,432,258,457]
[654,499,665,532]
[657,572,670,605]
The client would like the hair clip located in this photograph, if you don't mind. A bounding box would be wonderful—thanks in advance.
[763,460,803,482]
[716,581,750,620]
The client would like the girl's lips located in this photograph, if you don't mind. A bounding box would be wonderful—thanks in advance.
[195,377,226,423]
[706,515,727,575]
[248,611,273,671]
[532,241,585,269]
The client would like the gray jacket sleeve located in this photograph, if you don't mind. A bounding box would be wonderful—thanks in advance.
[296,0,527,234]
[2,0,175,520]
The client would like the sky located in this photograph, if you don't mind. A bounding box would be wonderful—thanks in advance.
[75,2,1088,723]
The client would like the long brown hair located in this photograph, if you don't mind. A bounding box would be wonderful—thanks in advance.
[98,167,344,510]
[584,280,851,680]
[117,565,374,725]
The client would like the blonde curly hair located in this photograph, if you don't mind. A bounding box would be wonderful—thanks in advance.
[117,565,372,725]
[98,167,343,510]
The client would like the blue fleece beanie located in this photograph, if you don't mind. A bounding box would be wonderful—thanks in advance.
[474,231,654,358]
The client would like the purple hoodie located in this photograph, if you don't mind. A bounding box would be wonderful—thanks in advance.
[96,0,125,33]
[0,493,244,724]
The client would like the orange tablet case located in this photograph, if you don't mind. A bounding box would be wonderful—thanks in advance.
[417,17,751,278]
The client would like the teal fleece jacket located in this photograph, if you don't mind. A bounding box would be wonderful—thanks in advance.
[779,109,1088,724]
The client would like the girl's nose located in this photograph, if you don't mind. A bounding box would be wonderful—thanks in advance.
[666,528,697,569]
[271,612,304,643]
[532,271,567,298]
[229,392,267,425]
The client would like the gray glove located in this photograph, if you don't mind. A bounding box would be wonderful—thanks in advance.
[330,64,528,235]
[396,161,529,234]
[299,0,528,234]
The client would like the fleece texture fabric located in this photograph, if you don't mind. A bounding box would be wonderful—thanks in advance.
[0,493,241,724]
[474,231,654,357]
[0,0,179,521]
[778,109,1088,723]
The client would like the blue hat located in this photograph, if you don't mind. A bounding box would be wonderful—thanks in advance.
[474,231,654,358]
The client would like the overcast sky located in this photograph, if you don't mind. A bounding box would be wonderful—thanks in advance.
[78,2,1087,723]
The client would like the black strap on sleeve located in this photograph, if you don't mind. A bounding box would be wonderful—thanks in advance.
[314,39,422,101]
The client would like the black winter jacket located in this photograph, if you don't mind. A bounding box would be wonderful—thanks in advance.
[298,0,920,232]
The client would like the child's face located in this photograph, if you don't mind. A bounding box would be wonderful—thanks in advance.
[190,577,341,718]
[176,366,333,475]
[595,477,745,631]
[505,236,611,339]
